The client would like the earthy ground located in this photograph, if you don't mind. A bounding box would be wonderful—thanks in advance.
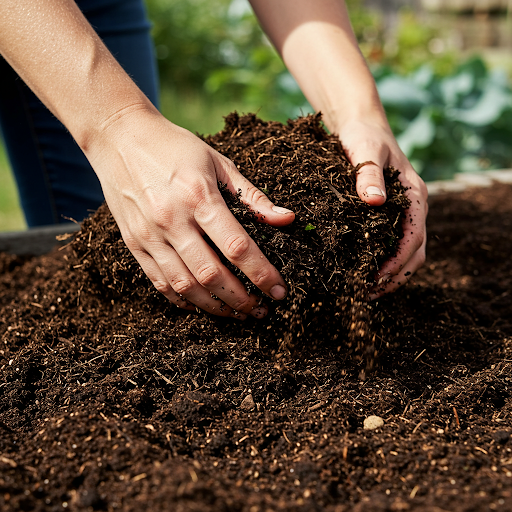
[1,114,511,511]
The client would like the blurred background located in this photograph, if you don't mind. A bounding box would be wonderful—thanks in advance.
[1,0,512,231]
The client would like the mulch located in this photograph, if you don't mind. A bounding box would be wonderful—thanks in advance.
[1,113,511,512]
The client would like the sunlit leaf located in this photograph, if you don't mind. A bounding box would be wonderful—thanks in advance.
[396,108,436,157]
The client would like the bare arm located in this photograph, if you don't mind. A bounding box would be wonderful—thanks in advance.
[0,0,295,317]
[251,0,428,295]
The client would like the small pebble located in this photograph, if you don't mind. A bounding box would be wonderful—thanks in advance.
[240,394,255,411]
[363,415,384,430]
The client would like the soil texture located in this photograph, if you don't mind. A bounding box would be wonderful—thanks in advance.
[1,114,512,512]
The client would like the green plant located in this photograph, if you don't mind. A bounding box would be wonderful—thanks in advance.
[376,56,512,181]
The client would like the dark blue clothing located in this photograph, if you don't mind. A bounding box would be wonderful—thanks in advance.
[0,0,159,226]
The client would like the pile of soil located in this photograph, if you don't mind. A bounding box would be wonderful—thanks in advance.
[70,113,409,365]
[1,114,512,511]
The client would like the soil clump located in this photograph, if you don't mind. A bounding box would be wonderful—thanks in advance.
[1,114,512,511]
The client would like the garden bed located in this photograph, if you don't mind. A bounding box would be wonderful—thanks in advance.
[1,114,512,512]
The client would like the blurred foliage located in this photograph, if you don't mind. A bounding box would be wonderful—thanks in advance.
[0,143,25,231]
[146,0,308,123]
[364,8,459,76]
[376,56,512,181]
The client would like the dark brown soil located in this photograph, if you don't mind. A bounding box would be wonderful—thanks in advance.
[1,114,512,512]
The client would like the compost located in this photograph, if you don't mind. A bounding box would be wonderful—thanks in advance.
[1,113,512,512]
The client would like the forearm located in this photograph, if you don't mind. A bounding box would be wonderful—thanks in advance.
[250,0,387,134]
[0,0,155,153]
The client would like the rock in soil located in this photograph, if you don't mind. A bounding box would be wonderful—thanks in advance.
[363,415,385,430]
[1,114,512,511]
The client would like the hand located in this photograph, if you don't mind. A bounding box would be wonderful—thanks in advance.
[87,107,295,319]
[337,119,428,298]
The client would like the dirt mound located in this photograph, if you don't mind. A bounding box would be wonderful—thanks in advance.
[71,113,409,364]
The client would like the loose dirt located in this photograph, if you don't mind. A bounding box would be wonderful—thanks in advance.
[1,114,511,511]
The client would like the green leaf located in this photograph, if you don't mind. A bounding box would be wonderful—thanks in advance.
[305,223,316,231]
[449,83,512,126]
[376,75,431,113]
[396,108,436,157]
[438,71,474,107]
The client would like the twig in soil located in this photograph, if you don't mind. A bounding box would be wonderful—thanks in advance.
[412,421,423,434]
[0,456,17,468]
[413,348,426,362]
[453,407,461,429]
[154,368,176,386]
[326,183,347,204]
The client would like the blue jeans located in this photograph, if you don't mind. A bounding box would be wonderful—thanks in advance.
[0,0,159,227]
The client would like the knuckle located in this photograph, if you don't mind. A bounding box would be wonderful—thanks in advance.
[245,185,267,205]
[419,179,428,198]
[190,188,221,222]
[151,205,172,231]
[145,194,175,230]
[251,267,274,289]
[223,157,241,176]
[120,227,143,250]
[414,178,429,203]
[170,277,196,297]
[122,225,156,248]
[225,234,252,262]
[230,295,252,312]
[122,233,139,251]
[195,263,223,288]
[186,183,208,207]
[152,280,174,296]
[357,165,383,181]
[416,248,426,268]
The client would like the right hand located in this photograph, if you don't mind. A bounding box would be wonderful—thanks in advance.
[336,118,428,298]
[86,106,295,320]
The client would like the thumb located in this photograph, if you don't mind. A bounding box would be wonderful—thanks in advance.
[237,176,295,227]
[223,162,295,227]
[349,154,387,207]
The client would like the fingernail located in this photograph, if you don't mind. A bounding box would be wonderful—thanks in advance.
[366,186,385,197]
[250,304,268,319]
[272,205,293,215]
[270,284,287,300]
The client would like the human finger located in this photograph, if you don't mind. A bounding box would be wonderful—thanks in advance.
[343,139,387,206]
[192,191,289,302]
[369,239,426,299]
[217,155,296,227]
[376,171,428,280]
[355,160,387,206]
[132,243,260,320]
[168,225,274,315]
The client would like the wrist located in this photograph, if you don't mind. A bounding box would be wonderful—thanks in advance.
[77,98,158,159]
[325,96,390,136]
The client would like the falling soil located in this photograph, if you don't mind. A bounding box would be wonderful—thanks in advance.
[1,114,512,512]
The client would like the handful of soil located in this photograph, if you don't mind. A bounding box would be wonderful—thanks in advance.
[71,113,409,361]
